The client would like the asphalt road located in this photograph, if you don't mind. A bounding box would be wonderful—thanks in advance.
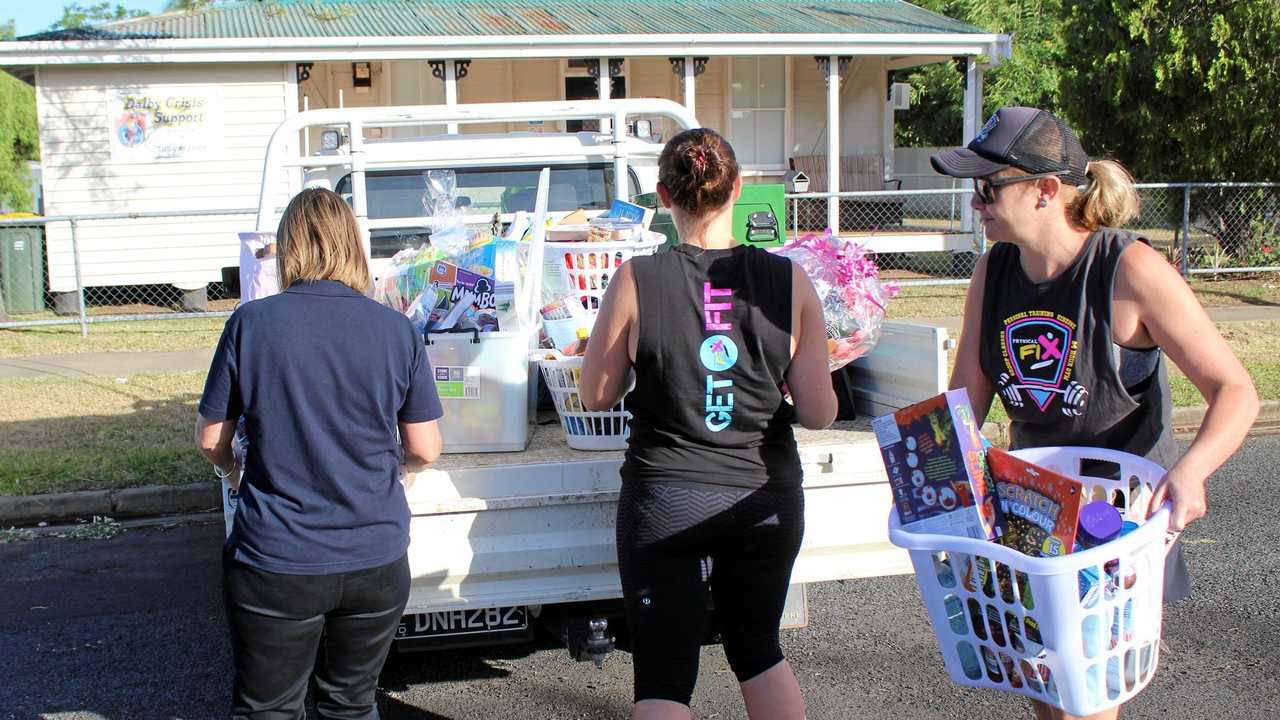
[2,436,1278,720]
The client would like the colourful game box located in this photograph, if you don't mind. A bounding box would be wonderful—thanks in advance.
[425,260,503,332]
[874,389,1003,540]
[987,447,1084,557]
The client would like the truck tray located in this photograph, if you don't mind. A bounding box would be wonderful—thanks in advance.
[403,416,910,613]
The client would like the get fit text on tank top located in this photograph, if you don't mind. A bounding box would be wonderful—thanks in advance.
[622,244,801,489]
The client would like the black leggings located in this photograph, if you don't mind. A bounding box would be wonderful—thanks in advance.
[616,479,805,706]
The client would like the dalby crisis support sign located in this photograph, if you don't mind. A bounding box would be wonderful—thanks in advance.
[106,88,224,163]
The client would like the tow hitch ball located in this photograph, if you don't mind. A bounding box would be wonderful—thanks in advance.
[570,617,615,669]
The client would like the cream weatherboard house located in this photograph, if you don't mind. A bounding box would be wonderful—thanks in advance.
[0,0,1008,308]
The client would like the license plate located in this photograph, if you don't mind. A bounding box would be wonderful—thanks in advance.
[396,606,528,640]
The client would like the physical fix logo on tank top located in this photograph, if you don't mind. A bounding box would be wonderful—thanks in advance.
[996,310,1089,417]
[702,283,738,432]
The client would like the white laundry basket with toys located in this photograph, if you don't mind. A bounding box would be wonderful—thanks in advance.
[889,446,1175,716]
[538,356,631,451]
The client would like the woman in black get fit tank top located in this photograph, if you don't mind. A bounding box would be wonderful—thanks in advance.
[933,107,1258,720]
[580,129,835,720]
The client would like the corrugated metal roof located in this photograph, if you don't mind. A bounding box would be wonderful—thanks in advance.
[19,1,983,41]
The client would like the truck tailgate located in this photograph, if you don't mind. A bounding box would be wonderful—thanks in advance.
[402,419,909,614]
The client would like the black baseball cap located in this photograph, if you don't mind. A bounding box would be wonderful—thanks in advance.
[930,107,1090,186]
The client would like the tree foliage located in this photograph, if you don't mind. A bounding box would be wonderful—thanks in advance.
[2,15,37,210]
[896,0,1065,147]
[50,2,150,30]
[0,70,38,211]
[1057,0,1280,182]
[164,0,227,10]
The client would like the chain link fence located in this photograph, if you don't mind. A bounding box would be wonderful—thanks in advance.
[1129,183,1280,276]
[785,182,1280,284]
[0,184,1275,333]
[786,188,985,282]
[0,209,255,334]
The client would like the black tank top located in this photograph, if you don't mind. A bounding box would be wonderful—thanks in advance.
[622,243,801,489]
[979,229,1178,468]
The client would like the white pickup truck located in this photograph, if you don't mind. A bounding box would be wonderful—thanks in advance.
[239,99,950,662]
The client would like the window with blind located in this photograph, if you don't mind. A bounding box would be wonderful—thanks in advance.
[729,57,786,168]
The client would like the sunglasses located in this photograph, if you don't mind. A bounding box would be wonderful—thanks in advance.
[973,172,1067,204]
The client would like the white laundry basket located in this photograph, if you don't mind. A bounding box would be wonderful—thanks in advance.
[554,235,664,314]
[889,446,1173,716]
[538,356,631,451]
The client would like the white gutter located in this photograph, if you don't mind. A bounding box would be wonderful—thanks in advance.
[982,34,1014,69]
[0,32,1009,65]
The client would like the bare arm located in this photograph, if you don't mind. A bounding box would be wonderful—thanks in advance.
[400,420,443,470]
[1116,243,1259,530]
[195,414,238,488]
[948,253,996,425]
[581,260,638,411]
[786,264,838,430]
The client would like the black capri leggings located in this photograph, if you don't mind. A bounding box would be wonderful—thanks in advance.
[616,478,805,706]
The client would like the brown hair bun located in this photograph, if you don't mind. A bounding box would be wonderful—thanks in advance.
[658,128,740,215]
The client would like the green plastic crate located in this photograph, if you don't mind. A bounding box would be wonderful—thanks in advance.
[732,183,785,247]
[633,183,786,249]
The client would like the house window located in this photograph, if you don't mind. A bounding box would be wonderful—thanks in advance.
[729,57,786,167]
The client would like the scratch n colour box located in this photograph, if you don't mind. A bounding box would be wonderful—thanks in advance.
[987,447,1084,557]
[874,389,1003,540]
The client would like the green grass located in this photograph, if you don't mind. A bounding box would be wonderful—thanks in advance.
[0,317,227,358]
[0,314,1274,498]
[0,279,1272,357]
[947,321,1278,426]
[887,277,1278,320]
[0,371,209,496]
[1168,321,1280,406]
[888,284,970,319]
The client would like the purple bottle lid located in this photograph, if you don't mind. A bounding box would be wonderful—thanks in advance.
[1078,501,1124,548]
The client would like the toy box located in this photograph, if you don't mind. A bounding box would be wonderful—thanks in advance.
[987,447,1084,557]
[423,260,512,333]
[873,389,1002,540]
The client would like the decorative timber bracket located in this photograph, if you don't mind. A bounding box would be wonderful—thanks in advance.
[668,57,710,77]
[586,58,626,79]
[429,59,471,82]
[814,56,853,87]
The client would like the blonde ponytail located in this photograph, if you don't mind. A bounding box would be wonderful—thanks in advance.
[1067,160,1140,230]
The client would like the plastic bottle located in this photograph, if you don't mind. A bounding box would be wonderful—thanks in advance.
[566,328,590,356]
[1076,502,1124,606]
[1076,501,1124,675]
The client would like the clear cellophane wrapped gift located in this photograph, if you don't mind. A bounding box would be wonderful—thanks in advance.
[771,230,899,371]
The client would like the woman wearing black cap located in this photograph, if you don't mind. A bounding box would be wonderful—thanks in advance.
[933,107,1258,720]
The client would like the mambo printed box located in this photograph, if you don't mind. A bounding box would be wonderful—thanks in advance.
[874,389,1002,539]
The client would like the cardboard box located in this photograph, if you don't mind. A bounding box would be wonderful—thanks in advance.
[987,447,1084,557]
[874,389,1002,539]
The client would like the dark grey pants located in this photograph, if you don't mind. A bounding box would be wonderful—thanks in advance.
[222,552,410,720]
